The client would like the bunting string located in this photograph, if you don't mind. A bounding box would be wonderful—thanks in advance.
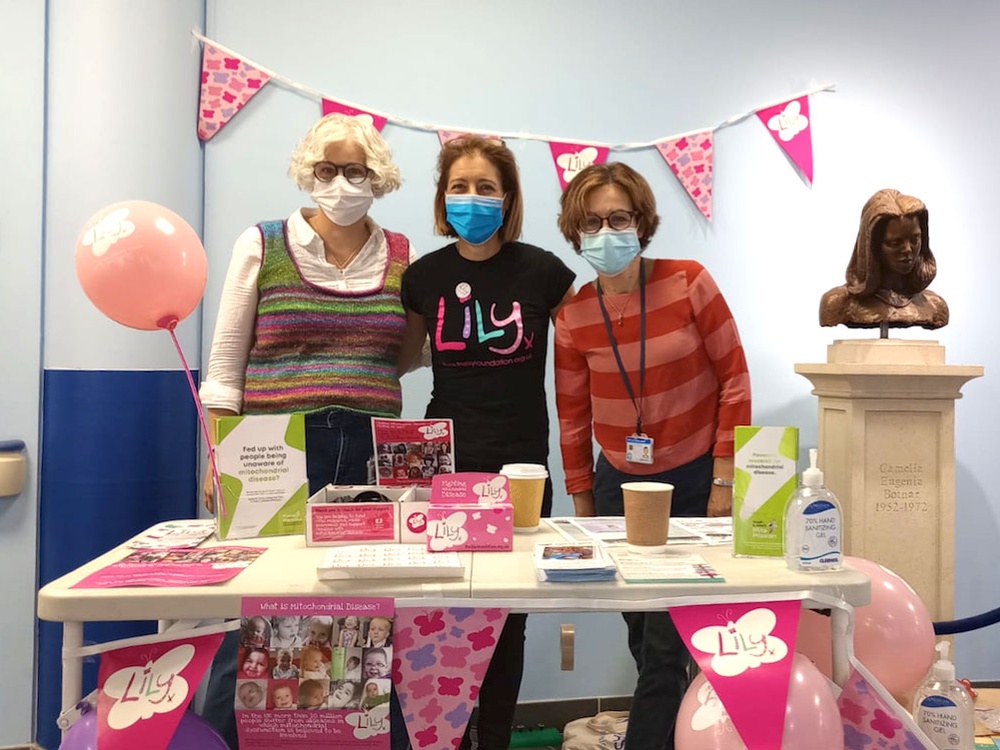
[193,30,833,218]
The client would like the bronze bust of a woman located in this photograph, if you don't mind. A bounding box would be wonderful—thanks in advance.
[820,189,948,330]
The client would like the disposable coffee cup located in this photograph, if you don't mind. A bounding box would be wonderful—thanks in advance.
[621,481,673,554]
[499,463,548,532]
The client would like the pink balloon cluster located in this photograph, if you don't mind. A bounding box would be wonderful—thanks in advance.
[796,556,935,699]
[58,709,228,750]
[74,200,207,331]
[675,654,842,750]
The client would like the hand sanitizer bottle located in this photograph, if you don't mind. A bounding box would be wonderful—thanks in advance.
[783,448,842,572]
[913,641,974,750]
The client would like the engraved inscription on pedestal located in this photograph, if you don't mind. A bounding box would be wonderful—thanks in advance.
[863,411,941,616]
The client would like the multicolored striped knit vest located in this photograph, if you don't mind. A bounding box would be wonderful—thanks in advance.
[242,221,409,417]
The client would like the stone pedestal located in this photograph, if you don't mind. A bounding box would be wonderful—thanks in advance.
[795,340,983,621]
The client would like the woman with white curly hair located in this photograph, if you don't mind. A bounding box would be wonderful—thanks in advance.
[199,114,421,749]
[200,113,421,511]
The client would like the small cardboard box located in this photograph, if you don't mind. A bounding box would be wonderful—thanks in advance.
[305,485,414,546]
[426,473,513,552]
[213,413,308,540]
[733,426,799,557]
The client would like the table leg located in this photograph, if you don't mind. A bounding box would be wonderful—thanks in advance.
[830,606,851,686]
[61,621,84,730]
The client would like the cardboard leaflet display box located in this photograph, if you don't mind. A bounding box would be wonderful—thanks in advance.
[305,485,415,546]
[426,473,514,552]
[213,414,308,540]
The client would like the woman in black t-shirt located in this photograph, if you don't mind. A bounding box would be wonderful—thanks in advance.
[398,136,575,750]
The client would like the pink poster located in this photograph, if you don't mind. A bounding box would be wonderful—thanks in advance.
[72,546,265,589]
[372,418,455,487]
[655,131,714,221]
[838,667,927,750]
[393,607,509,750]
[237,597,395,750]
[670,600,801,750]
[198,45,270,141]
[548,141,609,190]
[321,98,388,131]
[97,631,225,750]
[756,95,814,184]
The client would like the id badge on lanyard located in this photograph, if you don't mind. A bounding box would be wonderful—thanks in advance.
[598,263,652,465]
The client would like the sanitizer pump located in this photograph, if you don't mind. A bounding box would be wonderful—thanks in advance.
[912,641,974,750]
[783,448,843,572]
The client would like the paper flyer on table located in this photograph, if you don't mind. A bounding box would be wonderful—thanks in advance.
[608,549,726,583]
[371,417,454,486]
[236,597,394,750]
[126,519,218,550]
[72,547,265,588]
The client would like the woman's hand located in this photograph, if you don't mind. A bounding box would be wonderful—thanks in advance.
[202,408,237,513]
[707,484,732,517]
[204,471,216,513]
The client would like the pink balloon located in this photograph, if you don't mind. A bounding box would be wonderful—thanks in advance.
[59,709,228,750]
[846,556,935,697]
[75,200,207,331]
[675,655,842,750]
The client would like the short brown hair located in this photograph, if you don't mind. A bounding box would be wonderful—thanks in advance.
[558,162,660,251]
[433,136,523,244]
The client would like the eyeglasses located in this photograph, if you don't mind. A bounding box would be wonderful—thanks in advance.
[581,210,638,234]
[312,161,372,184]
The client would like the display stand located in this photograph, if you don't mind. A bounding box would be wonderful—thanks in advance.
[795,340,982,620]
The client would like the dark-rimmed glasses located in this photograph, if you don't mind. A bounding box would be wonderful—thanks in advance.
[581,210,638,234]
[313,161,372,184]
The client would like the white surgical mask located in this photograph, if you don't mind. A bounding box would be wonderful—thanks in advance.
[310,177,374,226]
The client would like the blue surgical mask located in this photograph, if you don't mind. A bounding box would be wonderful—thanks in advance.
[445,195,504,245]
[579,228,642,276]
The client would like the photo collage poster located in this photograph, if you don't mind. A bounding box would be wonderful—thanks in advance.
[372,418,454,487]
[236,597,394,750]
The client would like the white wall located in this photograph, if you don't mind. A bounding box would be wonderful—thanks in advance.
[201,0,1000,695]
[0,0,45,742]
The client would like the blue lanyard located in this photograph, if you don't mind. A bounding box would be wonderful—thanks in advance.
[596,260,646,435]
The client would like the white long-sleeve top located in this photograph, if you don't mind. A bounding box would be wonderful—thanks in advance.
[199,208,421,414]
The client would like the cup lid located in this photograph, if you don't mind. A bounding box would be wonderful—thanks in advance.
[499,463,548,479]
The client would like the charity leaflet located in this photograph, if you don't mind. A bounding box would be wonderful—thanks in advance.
[236,597,394,750]
[126,519,218,550]
[532,542,617,583]
[316,545,465,581]
[371,417,454,487]
[71,546,265,588]
[607,549,726,584]
[547,516,733,546]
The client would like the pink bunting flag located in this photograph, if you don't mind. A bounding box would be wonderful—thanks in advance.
[838,667,928,750]
[756,95,814,184]
[656,131,714,221]
[437,131,503,146]
[321,99,388,131]
[96,630,225,750]
[548,141,609,190]
[197,45,270,141]
[393,607,509,750]
[670,600,801,750]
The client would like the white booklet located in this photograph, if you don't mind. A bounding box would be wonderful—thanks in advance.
[316,544,465,580]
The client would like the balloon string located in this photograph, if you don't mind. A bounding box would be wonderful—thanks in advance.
[167,328,226,519]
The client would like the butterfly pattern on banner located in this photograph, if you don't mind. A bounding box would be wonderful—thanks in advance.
[393,607,509,750]
[548,142,610,190]
[838,667,929,750]
[756,95,814,185]
[322,99,388,132]
[656,131,714,221]
[97,631,225,750]
[197,45,270,141]
[670,600,801,750]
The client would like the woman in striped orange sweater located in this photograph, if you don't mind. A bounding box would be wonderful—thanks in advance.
[554,162,750,750]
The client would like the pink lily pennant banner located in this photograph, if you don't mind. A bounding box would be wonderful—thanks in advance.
[322,98,388,131]
[838,666,930,750]
[670,600,801,750]
[548,142,609,190]
[393,607,509,750]
[96,630,225,750]
[656,131,714,221]
[198,45,270,141]
[756,95,814,184]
